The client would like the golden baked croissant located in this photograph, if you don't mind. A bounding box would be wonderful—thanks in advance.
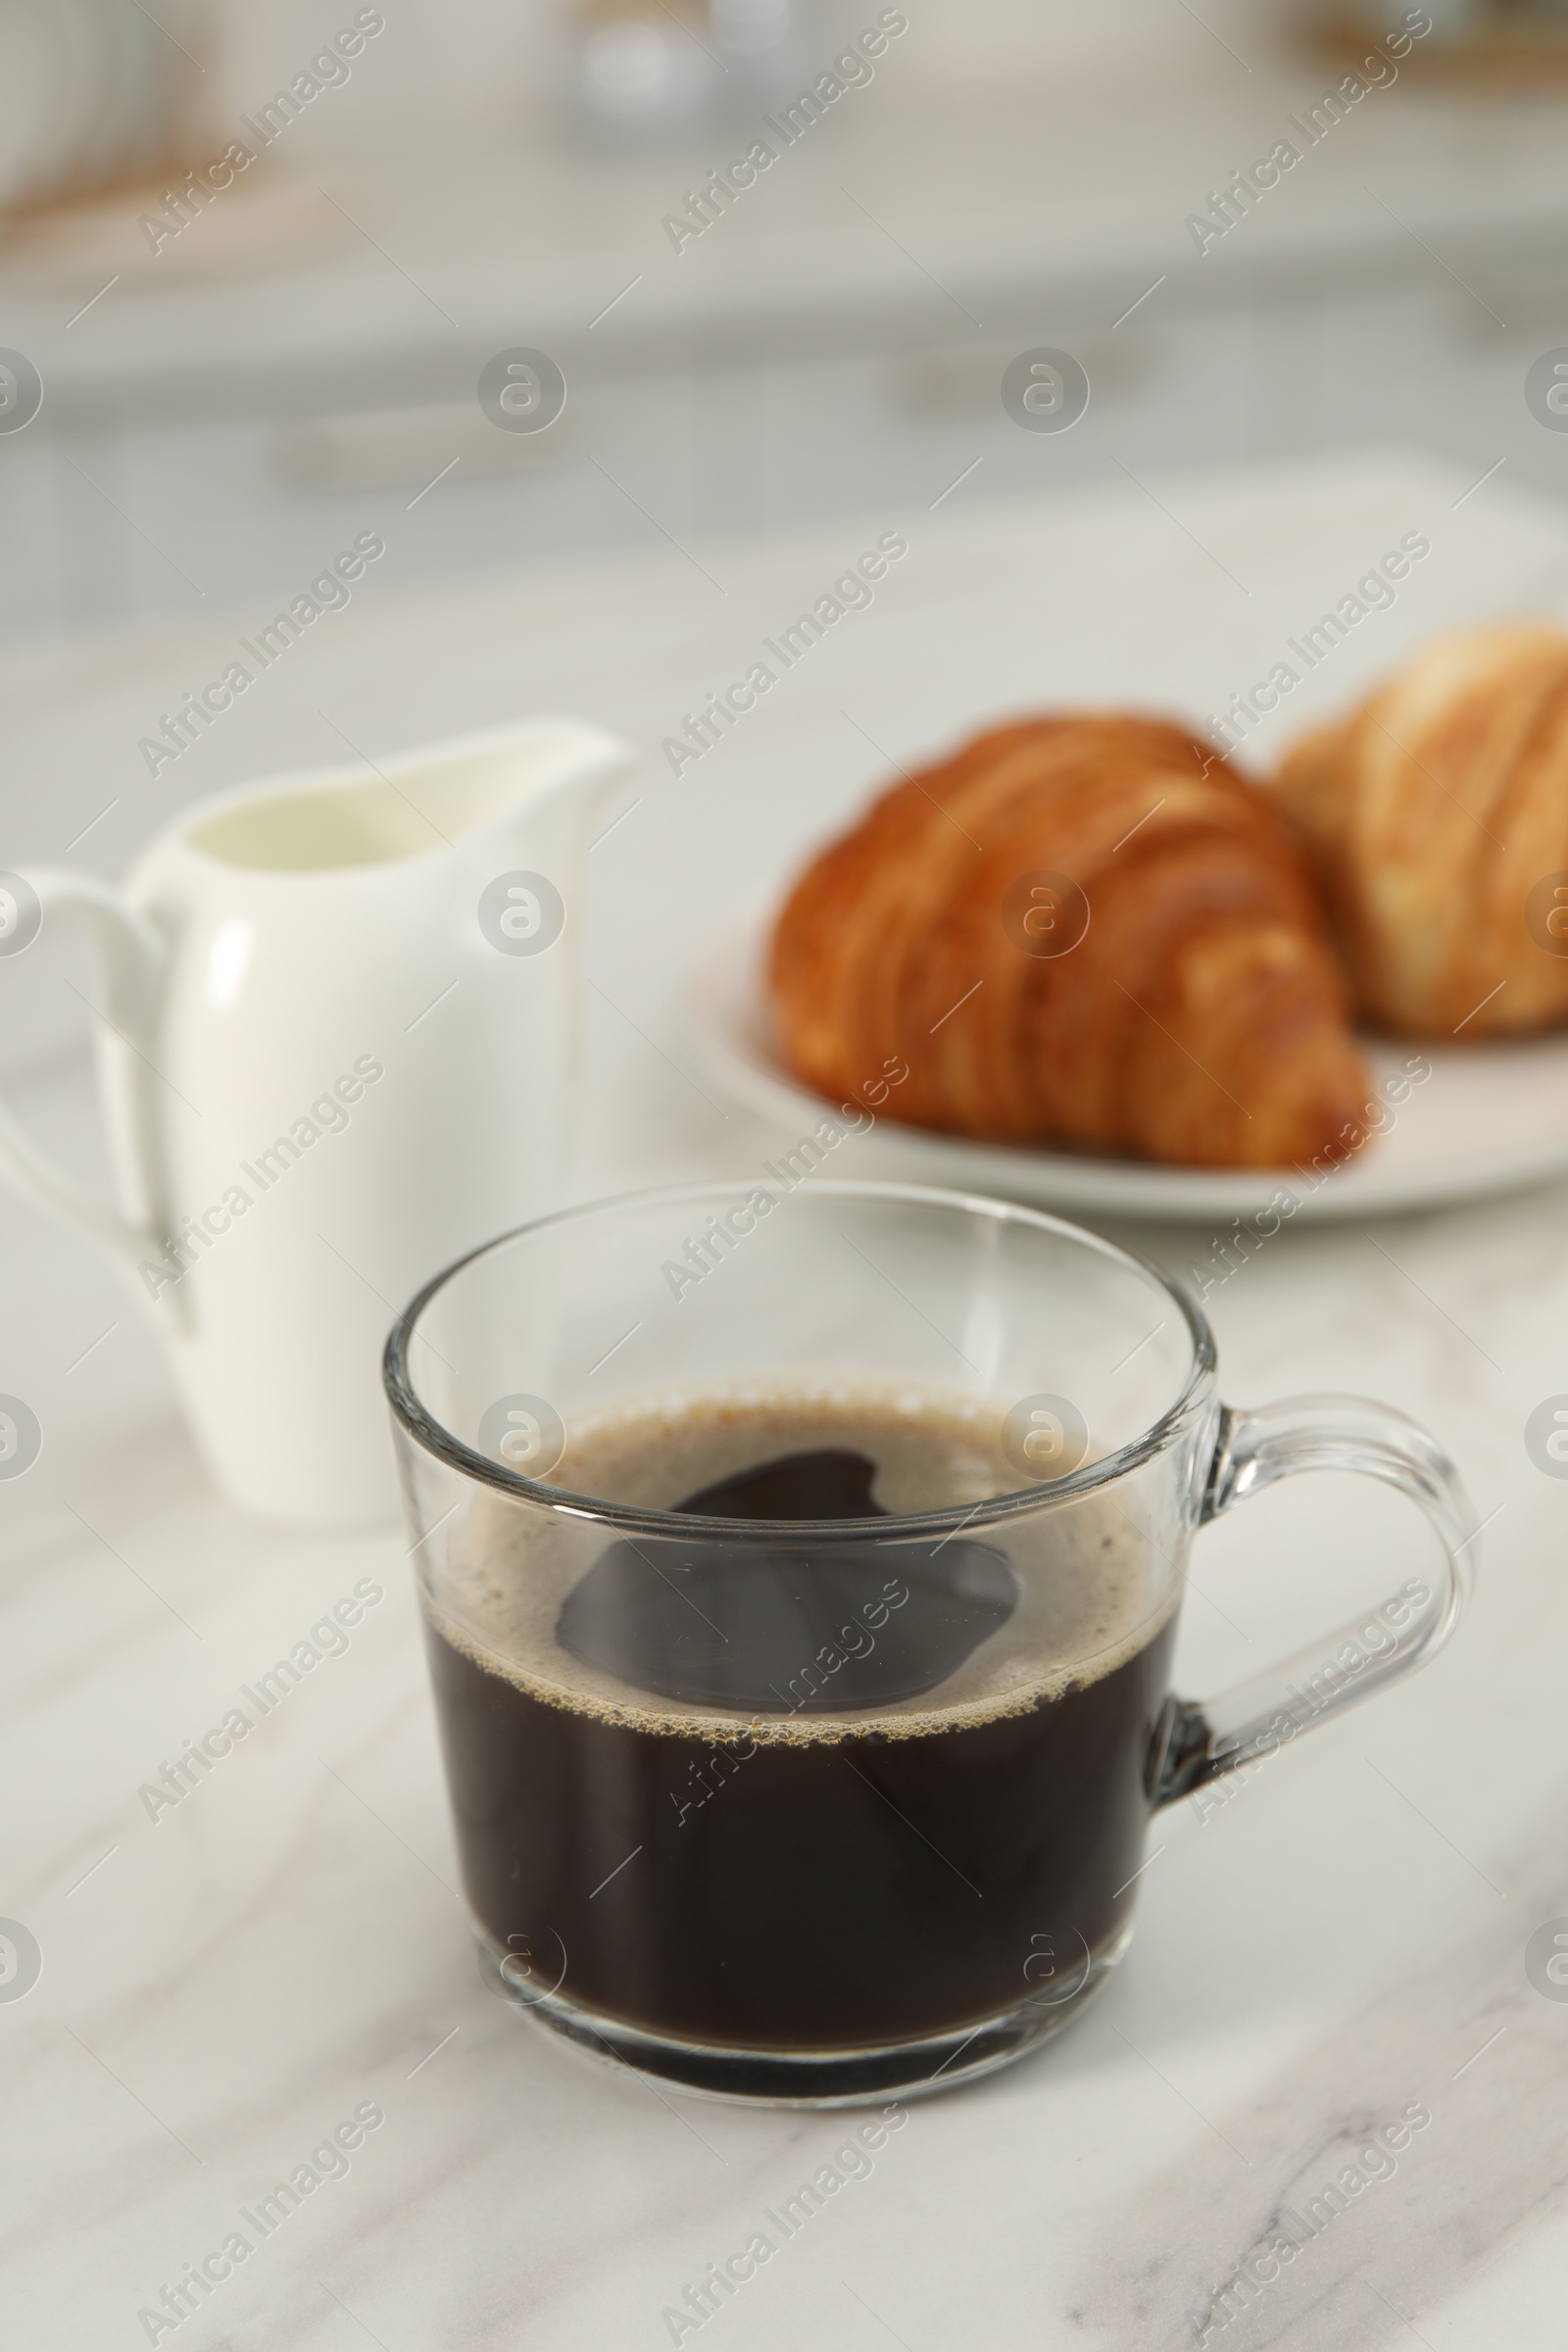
[769,714,1372,1170]
[1274,623,1568,1039]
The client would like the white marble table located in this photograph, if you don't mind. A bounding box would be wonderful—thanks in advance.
[5,454,1568,2350]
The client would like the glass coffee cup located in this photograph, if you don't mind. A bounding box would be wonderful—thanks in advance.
[383,1181,1470,2105]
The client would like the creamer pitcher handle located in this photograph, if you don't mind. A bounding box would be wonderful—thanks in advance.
[0,870,167,1282]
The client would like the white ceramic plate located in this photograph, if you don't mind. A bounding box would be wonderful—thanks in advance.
[687,922,1568,1224]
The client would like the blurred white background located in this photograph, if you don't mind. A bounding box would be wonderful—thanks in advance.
[207,0,1269,145]
[3,0,1565,645]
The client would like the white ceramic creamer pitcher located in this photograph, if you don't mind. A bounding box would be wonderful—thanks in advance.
[0,717,635,1526]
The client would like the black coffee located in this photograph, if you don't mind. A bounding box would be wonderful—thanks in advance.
[423,1389,1174,2052]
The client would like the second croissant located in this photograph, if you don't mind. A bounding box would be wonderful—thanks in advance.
[1274,623,1568,1039]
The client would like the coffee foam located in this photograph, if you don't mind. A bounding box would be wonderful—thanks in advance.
[423,1379,1177,1745]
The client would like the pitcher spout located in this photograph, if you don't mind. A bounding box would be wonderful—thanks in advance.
[389,716,639,858]
[176,715,639,877]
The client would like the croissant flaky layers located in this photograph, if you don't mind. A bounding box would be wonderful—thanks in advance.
[769,715,1373,1170]
[1273,623,1568,1039]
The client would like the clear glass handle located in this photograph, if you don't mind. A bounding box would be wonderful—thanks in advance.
[1150,1395,1473,1808]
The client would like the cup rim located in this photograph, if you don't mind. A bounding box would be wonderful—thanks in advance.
[382,1178,1218,1542]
